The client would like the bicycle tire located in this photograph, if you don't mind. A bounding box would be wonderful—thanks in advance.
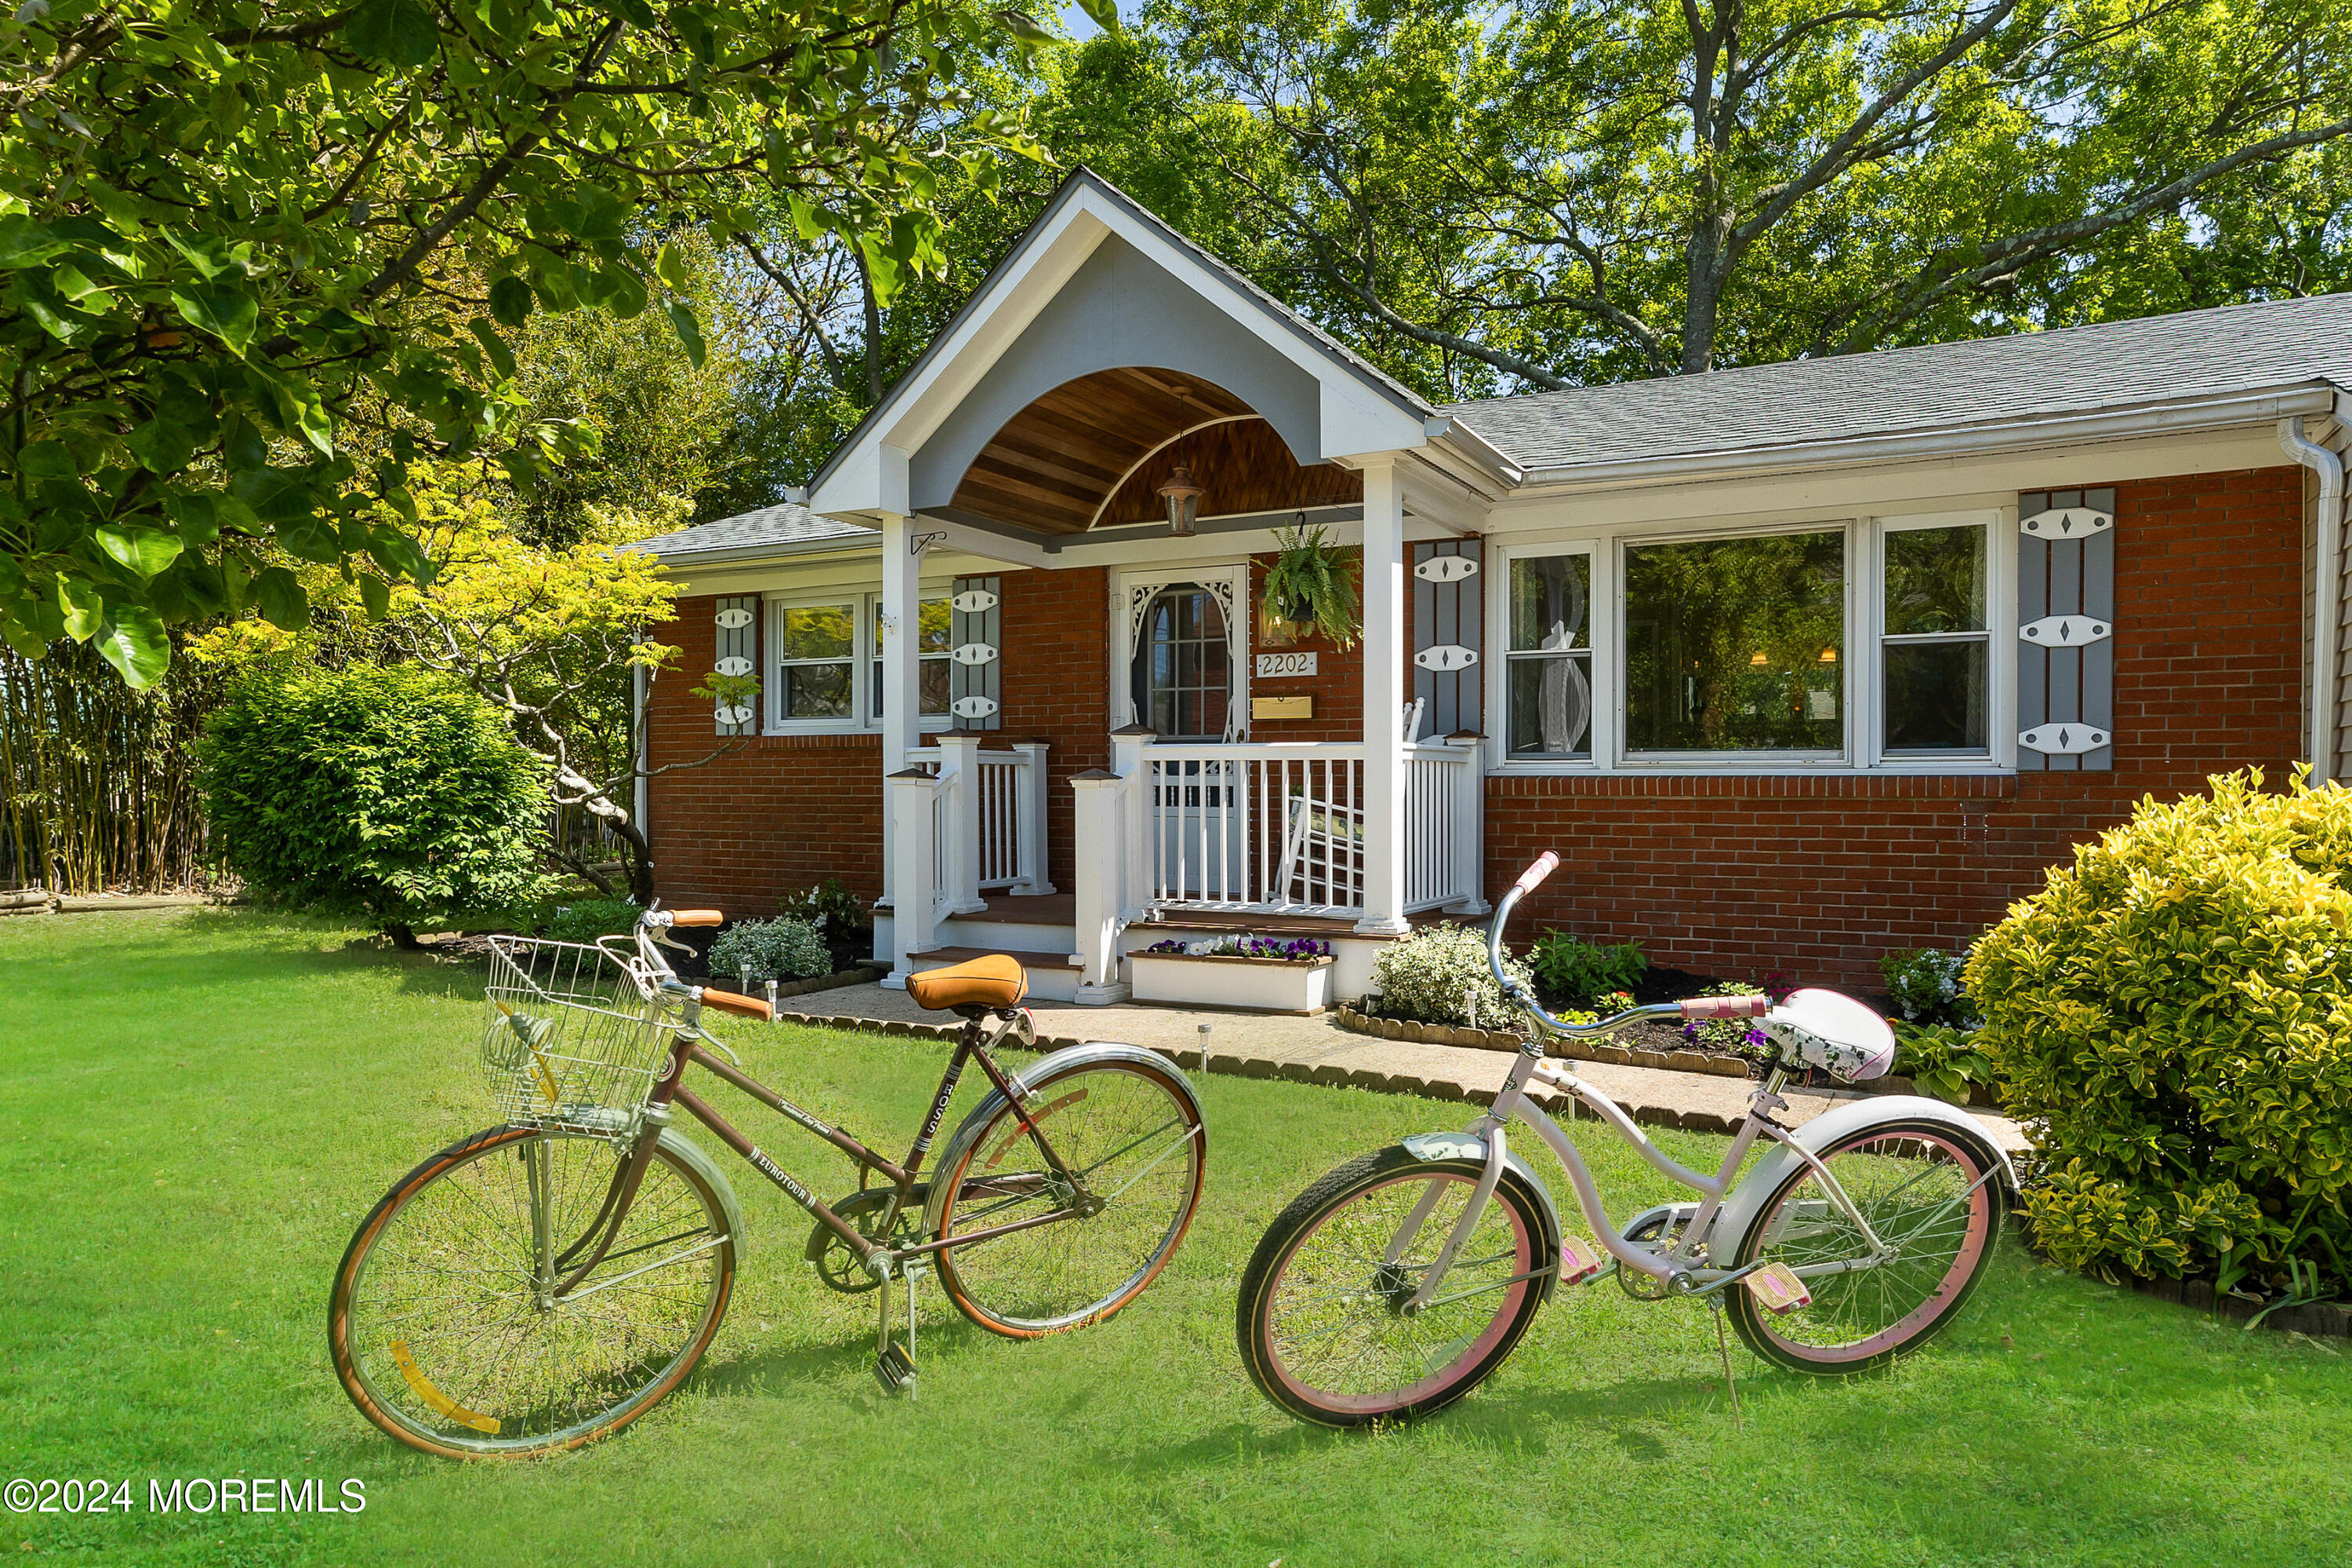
[1726,1117,2005,1375]
[329,1124,735,1458]
[931,1052,1204,1338]
[1238,1145,1550,1428]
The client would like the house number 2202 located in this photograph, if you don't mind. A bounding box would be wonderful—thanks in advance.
[1254,652,1317,678]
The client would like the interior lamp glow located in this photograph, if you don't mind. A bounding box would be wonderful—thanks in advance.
[1157,465,1203,537]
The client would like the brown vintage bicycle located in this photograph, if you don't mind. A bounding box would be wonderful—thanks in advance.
[328,906,1207,1458]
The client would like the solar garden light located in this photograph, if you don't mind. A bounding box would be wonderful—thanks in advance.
[766,979,779,1022]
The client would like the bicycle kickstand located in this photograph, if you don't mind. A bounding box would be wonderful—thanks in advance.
[873,1262,918,1398]
[1708,1298,1741,1432]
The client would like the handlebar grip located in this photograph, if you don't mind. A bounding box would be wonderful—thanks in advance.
[697,987,772,1020]
[1510,852,1560,898]
[1681,994,1771,1022]
[667,909,724,927]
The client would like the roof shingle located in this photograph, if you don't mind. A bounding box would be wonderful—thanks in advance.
[1442,292,2352,473]
[627,501,871,559]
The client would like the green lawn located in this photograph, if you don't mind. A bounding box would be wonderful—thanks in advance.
[2,909,2346,1567]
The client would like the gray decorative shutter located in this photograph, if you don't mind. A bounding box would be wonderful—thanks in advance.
[713,596,758,735]
[949,575,1001,731]
[1410,540,1483,735]
[2016,488,2115,770]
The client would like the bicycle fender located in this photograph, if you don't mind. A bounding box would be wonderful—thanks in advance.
[656,1127,750,1258]
[1709,1095,2016,1264]
[921,1042,1203,1243]
[1398,1132,1566,1304]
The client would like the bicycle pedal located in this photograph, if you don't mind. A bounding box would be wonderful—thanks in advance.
[1742,1262,1812,1314]
[873,1343,916,1394]
[1560,1236,1606,1287]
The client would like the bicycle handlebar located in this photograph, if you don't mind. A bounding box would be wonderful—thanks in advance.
[1681,994,1770,1021]
[666,909,724,927]
[697,986,773,1021]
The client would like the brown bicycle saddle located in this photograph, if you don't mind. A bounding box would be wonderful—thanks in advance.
[906,953,1028,1012]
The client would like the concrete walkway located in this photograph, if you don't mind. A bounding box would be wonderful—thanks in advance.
[774,982,2030,1154]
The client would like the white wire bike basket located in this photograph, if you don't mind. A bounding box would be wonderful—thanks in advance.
[481,935,682,1134]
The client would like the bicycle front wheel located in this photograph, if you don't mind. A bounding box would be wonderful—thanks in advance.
[1727,1118,2005,1374]
[329,1125,735,1457]
[932,1052,1204,1337]
[1238,1147,1550,1428]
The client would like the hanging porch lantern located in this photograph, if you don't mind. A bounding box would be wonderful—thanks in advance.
[1157,464,1203,537]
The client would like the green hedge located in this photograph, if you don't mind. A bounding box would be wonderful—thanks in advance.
[198,663,550,931]
[1970,770,2352,1290]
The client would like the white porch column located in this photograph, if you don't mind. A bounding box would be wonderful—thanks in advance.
[875,510,924,916]
[1358,459,1409,935]
[1110,724,1155,918]
[932,732,987,913]
[1011,740,1055,894]
[1069,768,1131,1004]
[884,768,940,987]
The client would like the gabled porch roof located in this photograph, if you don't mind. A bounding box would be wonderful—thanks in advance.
[805,168,1510,549]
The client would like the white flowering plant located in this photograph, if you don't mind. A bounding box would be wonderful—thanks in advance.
[708,917,831,985]
[1369,923,1536,1027]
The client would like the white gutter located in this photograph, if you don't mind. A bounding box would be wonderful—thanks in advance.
[2280,415,2347,783]
[1506,383,2339,495]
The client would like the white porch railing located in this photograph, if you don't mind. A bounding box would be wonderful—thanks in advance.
[886,739,1052,985]
[1119,739,1481,920]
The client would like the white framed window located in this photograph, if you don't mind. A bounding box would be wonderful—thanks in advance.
[1503,547,1595,759]
[1489,510,2007,773]
[1877,516,1992,757]
[768,592,951,732]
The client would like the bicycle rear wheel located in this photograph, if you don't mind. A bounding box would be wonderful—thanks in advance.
[1238,1146,1550,1428]
[1727,1119,2004,1374]
[329,1125,735,1457]
[932,1051,1204,1337]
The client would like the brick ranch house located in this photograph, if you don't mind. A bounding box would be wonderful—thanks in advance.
[630,169,2352,1008]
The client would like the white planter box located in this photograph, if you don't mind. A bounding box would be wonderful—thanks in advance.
[1128,952,1334,1014]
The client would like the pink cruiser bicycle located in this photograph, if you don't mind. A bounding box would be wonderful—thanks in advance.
[1237,851,2015,1427]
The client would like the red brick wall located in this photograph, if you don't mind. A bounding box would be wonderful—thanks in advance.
[1486,466,2309,989]
[646,568,1119,909]
[641,601,884,915]
[996,566,1112,893]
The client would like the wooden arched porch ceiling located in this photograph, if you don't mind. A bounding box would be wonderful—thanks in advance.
[946,366,1361,537]
[1095,418,1362,528]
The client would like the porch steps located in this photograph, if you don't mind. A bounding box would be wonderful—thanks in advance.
[906,946,1083,1004]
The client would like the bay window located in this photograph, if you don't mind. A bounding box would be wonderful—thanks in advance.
[1494,510,2002,770]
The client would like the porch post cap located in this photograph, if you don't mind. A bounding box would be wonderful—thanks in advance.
[1446,730,1483,742]
[1069,768,1121,782]
[887,767,935,780]
[1110,724,1157,738]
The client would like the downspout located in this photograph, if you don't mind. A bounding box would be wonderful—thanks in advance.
[2280,416,2346,784]
[631,662,651,883]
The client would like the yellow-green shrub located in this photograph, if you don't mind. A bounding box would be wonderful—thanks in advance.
[1969,770,2352,1287]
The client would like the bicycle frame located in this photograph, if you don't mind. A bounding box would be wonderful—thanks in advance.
[532,920,1091,1304]
[1392,863,1897,1313]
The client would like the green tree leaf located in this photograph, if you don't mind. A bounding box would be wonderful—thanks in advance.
[488,275,535,330]
[169,284,259,358]
[94,525,186,579]
[123,419,196,474]
[666,299,706,368]
[56,575,103,641]
[358,572,393,621]
[342,0,441,67]
[251,567,310,630]
[93,602,170,688]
